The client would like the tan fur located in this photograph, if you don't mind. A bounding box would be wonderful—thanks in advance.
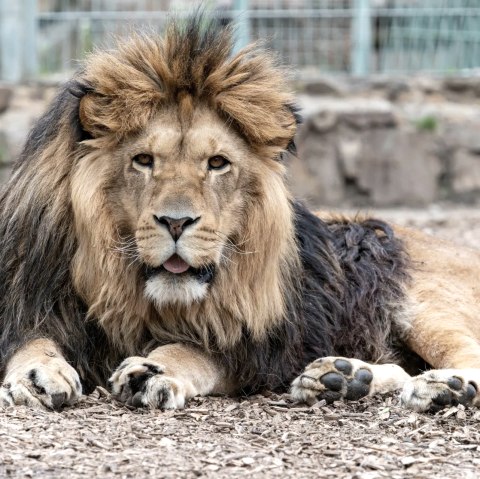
[65,26,300,356]
[0,339,82,409]
[5,339,61,373]
[70,105,298,355]
[79,30,296,153]
[146,343,233,395]
[108,343,232,409]
[397,226,480,368]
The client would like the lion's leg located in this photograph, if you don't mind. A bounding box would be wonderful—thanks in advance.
[108,343,231,409]
[400,320,480,412]
[0,339,82,409]
[290,357,411,405]
[394,226,480,411]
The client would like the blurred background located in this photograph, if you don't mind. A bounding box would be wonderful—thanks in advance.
[1,0,480,240]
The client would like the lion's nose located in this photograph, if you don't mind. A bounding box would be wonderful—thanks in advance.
[153,215,200,241]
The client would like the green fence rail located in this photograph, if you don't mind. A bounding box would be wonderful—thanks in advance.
[1,0,480,82]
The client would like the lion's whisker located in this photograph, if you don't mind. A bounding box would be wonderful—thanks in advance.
[214,231,254,251]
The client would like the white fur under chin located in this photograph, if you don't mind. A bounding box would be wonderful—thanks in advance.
[145,274,208,308]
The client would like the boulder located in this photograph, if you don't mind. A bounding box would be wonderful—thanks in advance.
[443,123,480,154]
[0,87,13,114]
[311,110,338,133]
[292,132,344,205]
[443,78,480,97]
[356,129,442,206]
[304,77,345,97]
[451,149,480,196]
[340,109,397,130]
[337,134,362,179]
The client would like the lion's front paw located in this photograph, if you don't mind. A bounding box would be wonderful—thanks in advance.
[401,370,478,412]
[0,359,82,410]
[291,357,374,405]
[109,357,186,410]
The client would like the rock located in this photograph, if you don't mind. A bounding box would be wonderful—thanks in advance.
[414,77,442,95]
[304,77,344,97]
[341,109,397,130]
[386,80,410,102]
[311,110,338,133]
[356,129,442,206]
[297,97,397,131]
[443,77,480,96]
[0,87,13,114]
[451,149,480,196]
[292,132,344,205]
[443,123,480,154]
[338,134,362,179]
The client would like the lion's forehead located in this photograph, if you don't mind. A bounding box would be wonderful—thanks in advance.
[135,109,246,162]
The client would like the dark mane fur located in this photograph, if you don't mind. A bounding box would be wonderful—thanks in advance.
[222,202,410,393]
[0,81,110,392]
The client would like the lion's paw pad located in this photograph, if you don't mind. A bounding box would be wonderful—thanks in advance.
[401,371,478,412]
[291,357,373,404]
[109,357,186,410]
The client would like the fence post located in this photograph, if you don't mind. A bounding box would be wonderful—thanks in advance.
[0,0,38,82]
[23,0,38,81]
[0,0,22,82]
[352,0,372,76]
[233,0,250,53]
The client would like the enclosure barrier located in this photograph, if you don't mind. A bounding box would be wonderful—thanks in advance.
[1,0,480,82]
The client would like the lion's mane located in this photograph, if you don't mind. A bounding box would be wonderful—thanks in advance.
[0,17,410,393]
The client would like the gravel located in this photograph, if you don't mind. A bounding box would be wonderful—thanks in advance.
[1,206,480,478]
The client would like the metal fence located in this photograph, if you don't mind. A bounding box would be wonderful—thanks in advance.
[1,0,480,82]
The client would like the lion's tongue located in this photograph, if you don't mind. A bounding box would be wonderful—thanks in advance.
[163,254,190,274]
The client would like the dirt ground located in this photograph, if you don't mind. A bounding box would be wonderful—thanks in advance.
[1,205,480,479]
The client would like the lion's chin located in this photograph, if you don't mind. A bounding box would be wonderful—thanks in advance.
[145,274,209,308]
[143,263,216,308]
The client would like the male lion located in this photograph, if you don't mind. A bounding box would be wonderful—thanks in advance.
[1,18,479,413]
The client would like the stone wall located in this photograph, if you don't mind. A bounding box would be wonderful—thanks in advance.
[1,78,480,207]
[289,76,480,207]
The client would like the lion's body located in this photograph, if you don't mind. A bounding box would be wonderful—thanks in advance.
[1,17,480,412]
[396,226,480,369]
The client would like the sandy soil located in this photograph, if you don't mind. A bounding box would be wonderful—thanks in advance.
[1,206,480,479]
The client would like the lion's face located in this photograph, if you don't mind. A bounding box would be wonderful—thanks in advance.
[112,106,261,307]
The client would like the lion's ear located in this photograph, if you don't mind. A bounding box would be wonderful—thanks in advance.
[78,90,161,139]
[79,92,106,138]
[79,92,123,138]
[285,104,302,155]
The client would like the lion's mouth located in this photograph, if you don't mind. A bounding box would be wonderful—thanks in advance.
[143,255,216,284]
[163,254,190,274]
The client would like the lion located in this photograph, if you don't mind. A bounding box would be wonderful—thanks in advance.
[1,17,479,413]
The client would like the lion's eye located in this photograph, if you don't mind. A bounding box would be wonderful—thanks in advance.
[132,153,154,168]
[208,155,230,170]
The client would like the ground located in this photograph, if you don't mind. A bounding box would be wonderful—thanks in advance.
[1,206,480,479]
